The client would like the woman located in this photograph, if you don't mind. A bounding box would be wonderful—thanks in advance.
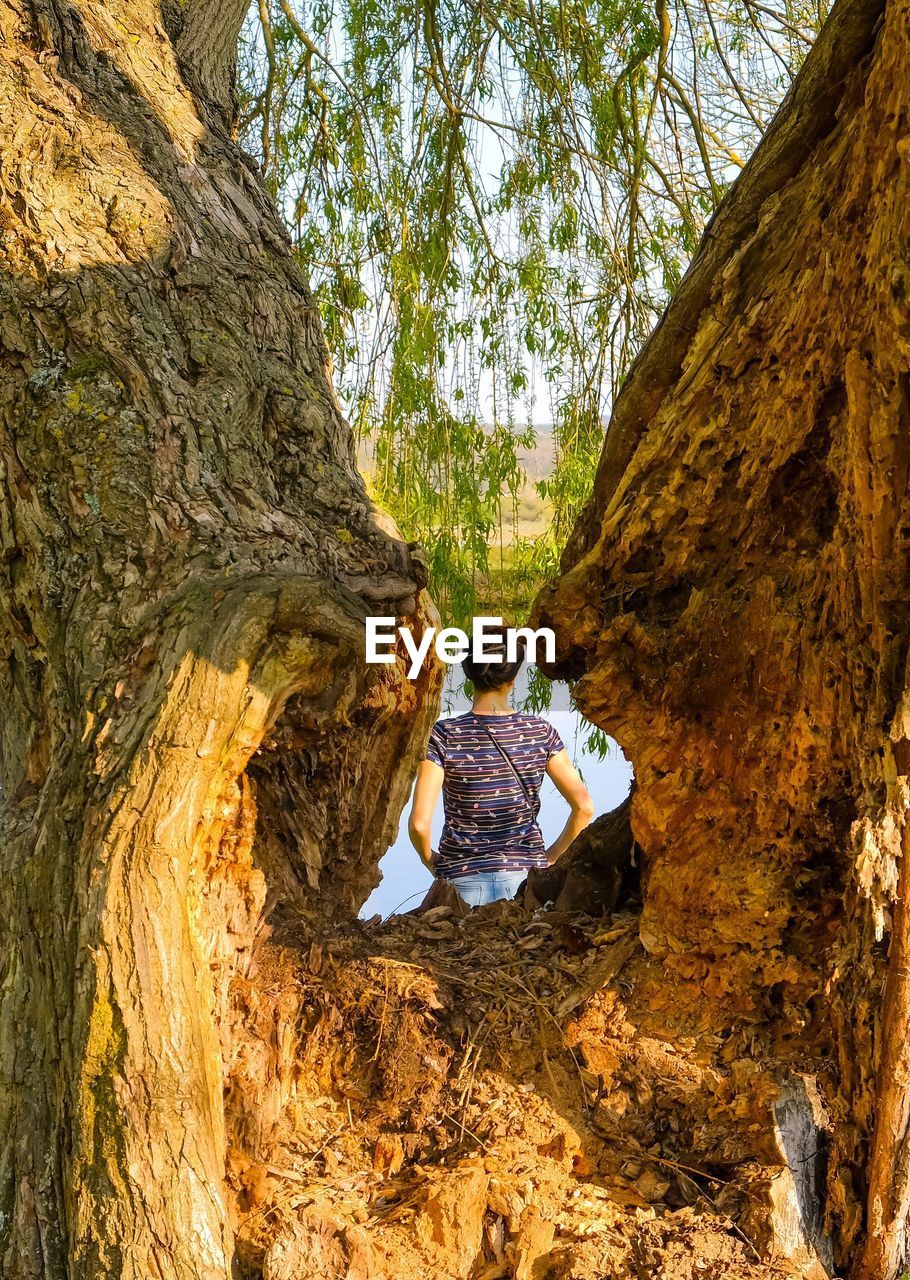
[408,631,595,906]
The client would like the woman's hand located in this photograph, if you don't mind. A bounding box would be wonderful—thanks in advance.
[543,749,595,864]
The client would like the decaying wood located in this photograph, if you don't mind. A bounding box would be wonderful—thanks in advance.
[534,0,910,1274]
[0,3,440,1277]
[226,895,818,1280]
[523,796,635,915]
[560,0,886,576]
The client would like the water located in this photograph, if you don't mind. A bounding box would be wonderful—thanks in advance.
[360,668,634,918]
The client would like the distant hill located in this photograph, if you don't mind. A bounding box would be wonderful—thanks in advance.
[358,424,555,541]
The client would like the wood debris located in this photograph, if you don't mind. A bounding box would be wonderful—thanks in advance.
[223,895,830,1279]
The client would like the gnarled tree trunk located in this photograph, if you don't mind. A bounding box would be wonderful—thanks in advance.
[534,0,910,1274]
[0,3,440,1276]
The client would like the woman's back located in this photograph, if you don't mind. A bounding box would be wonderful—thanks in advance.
[408,623,594,906]
[427,711,563,879]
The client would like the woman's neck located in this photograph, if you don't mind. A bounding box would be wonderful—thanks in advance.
[472,688,514,716]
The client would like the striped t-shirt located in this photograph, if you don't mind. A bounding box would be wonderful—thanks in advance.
[426,712,565,878]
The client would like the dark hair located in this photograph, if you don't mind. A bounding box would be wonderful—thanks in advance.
[461,626,525,691]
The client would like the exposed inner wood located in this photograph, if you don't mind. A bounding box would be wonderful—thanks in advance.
[534,0,910,1273]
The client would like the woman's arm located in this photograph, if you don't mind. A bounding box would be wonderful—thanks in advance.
[408,760,444,870]
[543,749,595,865]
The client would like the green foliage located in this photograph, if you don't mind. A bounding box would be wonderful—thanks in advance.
[238,0,824,625]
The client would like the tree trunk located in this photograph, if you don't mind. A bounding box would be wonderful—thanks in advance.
[533,0,910,1274]
[0,3,440,1276]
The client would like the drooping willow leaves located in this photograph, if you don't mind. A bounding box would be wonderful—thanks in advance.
[237,0,823,625]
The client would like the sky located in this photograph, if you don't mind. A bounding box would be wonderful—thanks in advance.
[360,669,634,919]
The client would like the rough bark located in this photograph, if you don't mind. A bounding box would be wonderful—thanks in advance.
[533,0,910,1274]
[161,0,251,122]
[0,3,440,1277]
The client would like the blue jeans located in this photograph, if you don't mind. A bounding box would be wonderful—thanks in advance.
[448,869,528,906]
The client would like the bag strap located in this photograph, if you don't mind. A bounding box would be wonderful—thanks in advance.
[481,725,540,820]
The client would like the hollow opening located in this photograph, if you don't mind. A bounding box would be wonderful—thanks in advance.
[361,663,637,921]
[214,660,832,1280]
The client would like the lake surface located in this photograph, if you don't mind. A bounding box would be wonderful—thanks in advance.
[360,668,633,918]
